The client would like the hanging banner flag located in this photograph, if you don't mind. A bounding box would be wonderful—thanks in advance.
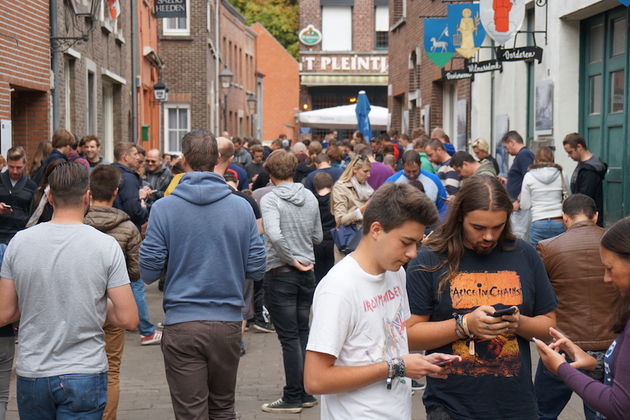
[424,18,455,68]
[442,69,474,81]
[619,0,630,6]
[107,0,120,20]
[448,4,486,59]
[465,59,503,73]
[480,0,526,45]
[497,46,544,63]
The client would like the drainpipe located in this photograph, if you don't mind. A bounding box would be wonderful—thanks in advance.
[215,0,221,134]
[131,0,138,142]
[50,0,60,130]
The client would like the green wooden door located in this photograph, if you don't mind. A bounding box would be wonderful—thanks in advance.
[581,8,629,224]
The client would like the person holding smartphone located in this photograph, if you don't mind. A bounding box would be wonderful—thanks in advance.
[305,184,459,420]
[406,175,557,420]
[534,216,630,420]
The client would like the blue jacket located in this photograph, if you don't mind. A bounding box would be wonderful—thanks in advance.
[385,170,448,220]
[112,163,148,229]
[140,172,266,324]
[229,163,249,191]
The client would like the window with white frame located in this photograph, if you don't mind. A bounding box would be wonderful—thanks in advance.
[164,105,190,153]
[322,6,352,51]
[100,0,120,34]
[164,0,190,35]
[375,5,388,50]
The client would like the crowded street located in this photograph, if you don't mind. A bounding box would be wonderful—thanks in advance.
[3,283,587,420]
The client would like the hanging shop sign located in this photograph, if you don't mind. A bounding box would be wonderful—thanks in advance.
[479,0,526,45]
[448,4,487,59]
[465,59,502,73]
[442,69,474,81]
[299,25,323,46]
[424,18,455,68]
[154,0,186,18]
[496,46,543,63]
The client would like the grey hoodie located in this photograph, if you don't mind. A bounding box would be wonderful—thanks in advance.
[260,182,323,270]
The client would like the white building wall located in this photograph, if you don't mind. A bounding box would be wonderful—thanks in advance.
[470,0,618,178]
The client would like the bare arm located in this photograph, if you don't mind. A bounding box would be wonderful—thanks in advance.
[106,284,139,330]
[304,350,450,395]
[0,277,19,326]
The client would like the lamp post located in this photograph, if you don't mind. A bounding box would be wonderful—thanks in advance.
[219,67,233,133]
[247,93,257,137]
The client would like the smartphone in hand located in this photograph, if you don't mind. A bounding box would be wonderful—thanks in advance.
[491,306,517,317]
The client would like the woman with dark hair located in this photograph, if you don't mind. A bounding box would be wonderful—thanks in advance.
[294,141,322,184]
[28,141,52,176]
[519,146,565,246]
[535,216,630,420]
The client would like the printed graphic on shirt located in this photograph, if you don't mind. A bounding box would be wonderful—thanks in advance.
[382,302,408,361]
[450,271,523,377]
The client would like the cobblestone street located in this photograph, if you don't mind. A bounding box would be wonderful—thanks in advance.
[6,282,584,420]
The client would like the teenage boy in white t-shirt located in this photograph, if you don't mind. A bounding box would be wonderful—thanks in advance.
[305,183,460,420]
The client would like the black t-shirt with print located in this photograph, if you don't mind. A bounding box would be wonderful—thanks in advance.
[407,239,557,420]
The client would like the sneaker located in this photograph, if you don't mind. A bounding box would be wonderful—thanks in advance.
[411,379,426,391]
[156,322,164,329]
[240,342,246,356]
[302,395,318,408]
[140,330,162,346]
[261,398,302,413]
[252,320,275,333]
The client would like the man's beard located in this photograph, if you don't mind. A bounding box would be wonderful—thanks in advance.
[473,241,497,255]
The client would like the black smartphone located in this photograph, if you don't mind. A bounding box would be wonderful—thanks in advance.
[436,359,457,367]
[491,306,517,317]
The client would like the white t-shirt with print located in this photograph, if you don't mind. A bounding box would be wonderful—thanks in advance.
[307,255,412,420]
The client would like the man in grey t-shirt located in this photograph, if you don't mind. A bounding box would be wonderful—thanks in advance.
[0,162,138,419]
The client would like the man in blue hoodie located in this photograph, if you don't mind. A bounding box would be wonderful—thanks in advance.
[140,130,266,420]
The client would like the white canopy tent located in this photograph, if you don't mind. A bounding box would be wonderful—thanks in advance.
[297,104,388,129]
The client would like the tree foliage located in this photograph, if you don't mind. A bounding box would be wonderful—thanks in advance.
[229,0,299,58]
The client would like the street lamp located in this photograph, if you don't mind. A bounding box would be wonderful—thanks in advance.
[153,81,169,103]
[219,67,233,132]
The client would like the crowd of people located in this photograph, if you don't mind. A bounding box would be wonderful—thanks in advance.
[0,125,627,420]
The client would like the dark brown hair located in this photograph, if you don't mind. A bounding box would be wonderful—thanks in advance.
[562,132,588,150]
[562,193,597,219]
[114,142,137,162]
[600,216,630,333]
[182,130,218,171]
[424,175,515,293]
[363,183,437,235]
[90,165,121,202]
[48,161,89,207]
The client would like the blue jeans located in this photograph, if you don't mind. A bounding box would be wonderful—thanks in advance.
[264,268,315,404]
[17,372,107,420]
[529,219,564,247]
[131,280,155,336]
[534,363,598,420]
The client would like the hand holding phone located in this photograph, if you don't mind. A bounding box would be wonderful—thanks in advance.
[491,306,518,317]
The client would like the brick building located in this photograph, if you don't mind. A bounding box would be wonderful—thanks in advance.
[138,0,163,150]
[158,0,220,153]
[298,0,389,139]
[52,0,132,162]
[388,0,471,147]
[0,0,50,160]
[220,0,257,138]
[251,23,299,141]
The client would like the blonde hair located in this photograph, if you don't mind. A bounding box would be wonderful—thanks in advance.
[338,155,371,183]
[472,138,489,153]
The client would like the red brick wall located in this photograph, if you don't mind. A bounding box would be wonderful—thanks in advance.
[251,23,299,141]
[388,1,471,137]
[0,0,50,159]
